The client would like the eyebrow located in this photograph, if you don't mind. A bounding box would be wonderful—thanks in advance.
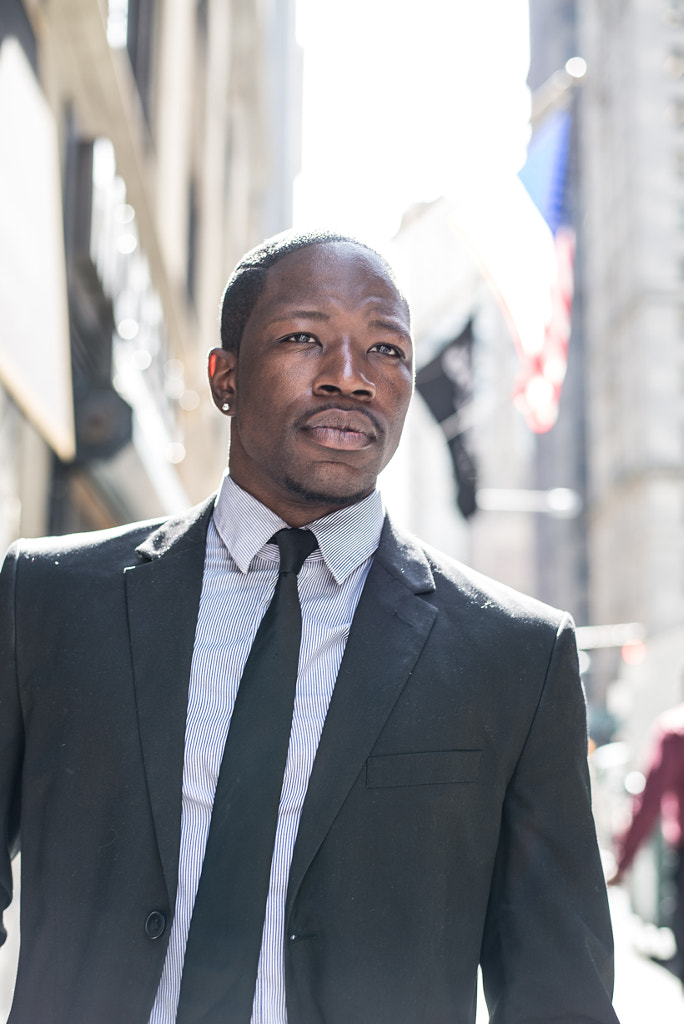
[368,317,412,341]
[266,310,331,325]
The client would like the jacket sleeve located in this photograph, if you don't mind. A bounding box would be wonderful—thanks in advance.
[480,614,619,1023]
[0,543,23,948]
[615,724,679,872]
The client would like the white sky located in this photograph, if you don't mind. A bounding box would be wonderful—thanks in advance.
[293,0,532,247]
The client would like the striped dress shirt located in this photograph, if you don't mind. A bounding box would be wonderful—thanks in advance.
[149,473,384,1024]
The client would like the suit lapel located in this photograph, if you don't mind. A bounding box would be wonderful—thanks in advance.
[286,518,437,916]
[124,498,214,902]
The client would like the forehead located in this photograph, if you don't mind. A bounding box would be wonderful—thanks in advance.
[253,242,409,323]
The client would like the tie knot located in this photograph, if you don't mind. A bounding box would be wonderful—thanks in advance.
[270,528,318,576]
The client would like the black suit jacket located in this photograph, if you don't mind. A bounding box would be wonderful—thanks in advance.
[0,498,618,1023]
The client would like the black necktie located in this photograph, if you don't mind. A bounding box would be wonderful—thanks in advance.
[176,527,318,1024]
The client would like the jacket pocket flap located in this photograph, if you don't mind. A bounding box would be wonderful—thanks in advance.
[366,750,482,788]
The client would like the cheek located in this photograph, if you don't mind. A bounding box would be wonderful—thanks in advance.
[384,376,413,424]
[235,383,296,448]
[243,360,307,404]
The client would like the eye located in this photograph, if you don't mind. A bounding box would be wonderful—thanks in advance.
[370,341,404,358]
[281,332,318,345]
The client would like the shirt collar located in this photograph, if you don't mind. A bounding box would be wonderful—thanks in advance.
[212,473,385,584]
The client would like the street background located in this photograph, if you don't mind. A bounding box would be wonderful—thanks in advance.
[2,0,684,1019]
[610,887,684,1021]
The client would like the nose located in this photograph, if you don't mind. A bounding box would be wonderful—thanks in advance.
[313,337,376,400]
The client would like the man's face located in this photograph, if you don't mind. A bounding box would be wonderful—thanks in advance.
[210,242,414,525]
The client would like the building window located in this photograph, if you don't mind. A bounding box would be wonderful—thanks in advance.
[107,0,156,127]
[186,179,198,307]
[0,0,37,67]
[107,0,128,49]
[126,0,156,124]
[196,0,208,40]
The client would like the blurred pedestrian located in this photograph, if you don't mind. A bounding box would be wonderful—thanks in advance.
[611,699,684,981]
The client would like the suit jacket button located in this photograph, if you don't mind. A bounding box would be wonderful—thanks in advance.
[145,911,167,939]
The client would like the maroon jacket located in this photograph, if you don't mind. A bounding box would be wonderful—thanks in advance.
[617,704,684,871]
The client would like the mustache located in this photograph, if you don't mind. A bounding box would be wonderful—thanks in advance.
[294,402,384,438]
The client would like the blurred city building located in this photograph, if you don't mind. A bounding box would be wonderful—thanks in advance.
[0,0,301,552]
[526,1,590,646]
[576,0,684,716]
[526,0,684,935]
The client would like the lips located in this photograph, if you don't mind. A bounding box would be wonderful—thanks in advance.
[301,408,379,451]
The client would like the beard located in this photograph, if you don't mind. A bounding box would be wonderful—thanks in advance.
[282,471,374,510]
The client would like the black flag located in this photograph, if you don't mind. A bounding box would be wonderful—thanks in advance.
[415,321,478,518]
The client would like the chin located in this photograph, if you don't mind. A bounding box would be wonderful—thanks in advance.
[283,472,374,509]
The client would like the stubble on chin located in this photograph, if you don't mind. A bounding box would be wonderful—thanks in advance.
[282,471,374,510]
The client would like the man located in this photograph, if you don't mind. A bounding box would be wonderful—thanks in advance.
[0,231,618,1023]
[611,698,684,981]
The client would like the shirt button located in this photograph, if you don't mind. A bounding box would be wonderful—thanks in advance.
[289,933,297,942]
[144,910,167,939]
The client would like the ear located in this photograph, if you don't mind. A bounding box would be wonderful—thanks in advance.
[208,347,237,416]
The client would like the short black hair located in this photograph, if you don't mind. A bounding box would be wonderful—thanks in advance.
[219,229,407,353]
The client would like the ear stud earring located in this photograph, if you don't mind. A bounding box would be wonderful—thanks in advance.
[221,402,230,412]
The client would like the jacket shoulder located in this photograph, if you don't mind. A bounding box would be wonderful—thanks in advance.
[428,542,565,627]
[3,497,215,571]
[383,514,569,635]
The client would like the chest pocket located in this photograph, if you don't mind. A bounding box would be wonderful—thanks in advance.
[366,749,481,788]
